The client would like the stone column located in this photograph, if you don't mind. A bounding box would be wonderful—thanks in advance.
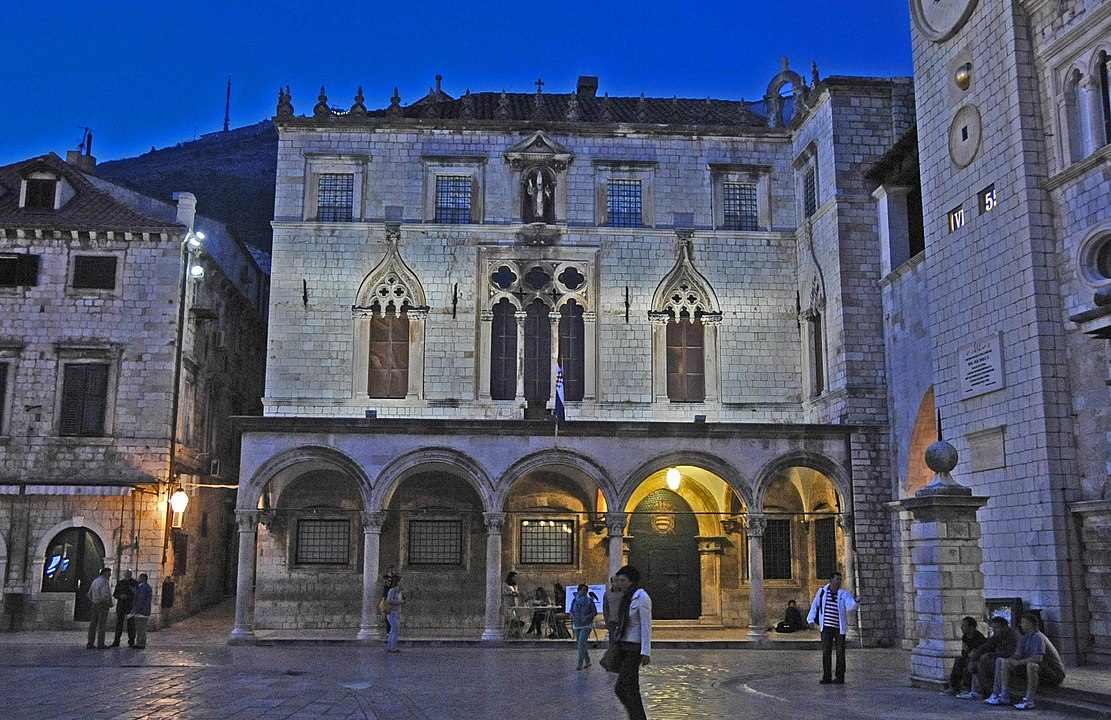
[478,310,493,400]
[702,316,722,404]
[583,311,597,401]
[839,513,859,641]
[605,513,627,580]
[481,512,507,642]
[514,312,527,401]
[406,308,428,401]
[697,536,725,624]
[648,311,670,402]
[746,515,767,641]
[357,511,386,641]
[228,510,259,644]
[872,184,913,276]
[899,441,989,686]
[1078,75,1105,158]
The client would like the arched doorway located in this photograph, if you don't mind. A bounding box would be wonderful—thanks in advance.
[629,489,701,620]
[42,527,105,621]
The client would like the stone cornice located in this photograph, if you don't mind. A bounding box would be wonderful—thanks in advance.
[1044,143,1111,191]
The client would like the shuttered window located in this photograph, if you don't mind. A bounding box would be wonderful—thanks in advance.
[490,299,517,401]
[72,256,118,290]
[665,311,705,402]
[60,363,109,437]
[763,518,792,580]
[368,309,409,399]
[25,179,56,210]
[558,302,585,402]
[0,254,40,287]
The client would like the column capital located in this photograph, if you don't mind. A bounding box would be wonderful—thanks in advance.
[514,311,528,321]
[361,511,387,532]
[484,512,507,533]
[745,514,767,538]
[697,536,727,554]
[605,512,628,537]
[480,309,494,322]
[235,510,260,532]
[647,310,670,326]
[836,512,854,532]
[548,311,562,322]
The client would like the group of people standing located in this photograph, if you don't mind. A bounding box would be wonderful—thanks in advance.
[83,567,153,649]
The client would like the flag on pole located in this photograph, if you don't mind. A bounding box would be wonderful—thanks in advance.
[554,364,566,423]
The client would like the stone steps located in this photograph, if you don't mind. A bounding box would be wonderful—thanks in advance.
[1038,687,1111,719]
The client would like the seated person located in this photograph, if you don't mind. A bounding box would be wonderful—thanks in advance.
[958,616,1017,700]
[943,616,986,695]
[527,587,550,636]
[985,615,1066,711]
[775,600,807,633]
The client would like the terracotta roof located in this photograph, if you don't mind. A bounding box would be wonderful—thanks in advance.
[0,153,180,232]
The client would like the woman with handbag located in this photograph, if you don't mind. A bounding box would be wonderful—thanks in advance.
[601,565,652,720]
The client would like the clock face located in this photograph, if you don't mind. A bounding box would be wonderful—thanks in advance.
[912,0,979,42]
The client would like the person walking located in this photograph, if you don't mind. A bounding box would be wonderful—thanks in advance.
[806,571,859,684]
[85,567,113,649]
[612,565,651,720]
[603,576,623,646]
[571,584,596,670]
[385,575,404,653]
[110,570,137,647]
[131,573,153,649]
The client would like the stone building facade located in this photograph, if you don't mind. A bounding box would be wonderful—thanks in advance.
[233,68,915,643]
[874,0,1111,664]
[0,151,268,630]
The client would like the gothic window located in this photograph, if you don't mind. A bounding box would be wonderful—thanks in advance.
[803,167,817,218]
[722,182,758,230]
[59,362,109,437]
[368,306,410,399]
[317,173,354,222]
[763,518,792,580]
[558,301,585,402]
[490,299,518,401]
[435,175,472,224]
[814,517,838,580]
[25,178,56,210]
[295,519,351,565]
[607,179,642,228]
[666,310,705,402]
[1101,53,1111,147]
[524,300,551,403]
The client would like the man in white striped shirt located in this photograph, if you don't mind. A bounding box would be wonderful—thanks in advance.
[807,571,859,684]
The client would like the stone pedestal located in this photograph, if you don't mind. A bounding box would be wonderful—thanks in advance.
[1072,499,1111,664]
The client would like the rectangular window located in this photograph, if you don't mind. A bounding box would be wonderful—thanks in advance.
[72,256,118,290]
[978,184,997,215]
[809,313,825,397]
[295,519,351,565]
[520,519,575,565]
[814,517,838,580]
[0,362,8,432]
[25,179,56,210]
[59,363,109,437]
[607,179,642,228]
[666,314,706,402]
[0,254,40,287]
[722,182,759,230]
[762,518,792,580]
[947,206,966,234]
[803,167,817,218]
[317,173,354,222]
[408,519,463,565]
[435,175,472,224]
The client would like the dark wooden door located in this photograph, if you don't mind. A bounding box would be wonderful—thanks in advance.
[629,489,701,620]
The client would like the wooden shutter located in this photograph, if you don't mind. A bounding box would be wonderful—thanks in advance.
[469,175,481,223]
[558,302,585,401]
[523,301,551,402]
[665,313,705,402]
[60,364,108,436]
[490,300,517,401]
[367,309,409,399]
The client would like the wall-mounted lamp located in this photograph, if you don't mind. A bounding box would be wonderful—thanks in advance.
[666,467,682,491]
[170,486,189,529]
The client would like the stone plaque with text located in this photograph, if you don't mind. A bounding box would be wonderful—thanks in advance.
[960,333,1004,400]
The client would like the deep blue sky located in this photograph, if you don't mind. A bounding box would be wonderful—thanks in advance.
[2,2,912,165]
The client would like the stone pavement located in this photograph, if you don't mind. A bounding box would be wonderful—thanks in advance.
[0,641,1078,720]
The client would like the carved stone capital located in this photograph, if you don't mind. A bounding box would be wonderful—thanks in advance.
[583,311,597,324]
[701,311,724,325]
[480,310,494,322]
[745,514,767,538]
[548,311,562,322]
[484,512,507,533]
[361,511,387,532]
[647,310,671,326]
[836,513,854,533]
[406,305,431,320]
[514,311,528,322]
[605,512,628,537]
[236,510,260,533]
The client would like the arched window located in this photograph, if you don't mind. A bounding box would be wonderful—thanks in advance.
[368,302,409,399]
[42,526,105,621]
[491,299,518,401]
[1099,51,1111,147]
[666,309,705,402]
[558,301,585,401]
[807,311,825,397]
[523,300,551,403]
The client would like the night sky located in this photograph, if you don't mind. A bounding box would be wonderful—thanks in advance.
[2,1,912,165]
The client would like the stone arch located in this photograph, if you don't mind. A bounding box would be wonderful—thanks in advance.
[32,516,113,593]
[752,451,851,514]
[650,235,722,318]
[905,386,938,497]
[624,466,729,537]
[764,60,810,128]
[369,447,495,513]
[619,451,753,511]
[239,445,372,512]
[494,448,620,512]
[354,228,428,311]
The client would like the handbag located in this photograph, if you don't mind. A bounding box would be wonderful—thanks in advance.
[599,643,624,673]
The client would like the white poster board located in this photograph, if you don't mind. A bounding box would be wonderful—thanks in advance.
[564,584,606,614]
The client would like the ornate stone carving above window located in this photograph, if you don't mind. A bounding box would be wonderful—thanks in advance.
[504,131,573,227]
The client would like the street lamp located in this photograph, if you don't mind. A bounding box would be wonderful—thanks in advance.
[666,467,682,491]
[170,486,189,529]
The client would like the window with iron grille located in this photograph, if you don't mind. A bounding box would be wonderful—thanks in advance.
[607,179,642,227]
[295,519,351,565]
[317,173,354,222]
[803,167,817,218]
[0,254,40,287]
[25,179,56,210]
[762,518,792,580]
[723,182,758,230]
[814,517,838,580]
[408,519,463,565]
[435,175,472,224]
[59,363,109,437]
[520,519,575,565]
[72,256,117,290]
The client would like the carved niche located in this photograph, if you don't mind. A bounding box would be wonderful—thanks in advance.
[504,131,573,233]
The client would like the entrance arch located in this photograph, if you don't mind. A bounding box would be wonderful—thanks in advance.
[629,489,701,619]
[41,525,106,621]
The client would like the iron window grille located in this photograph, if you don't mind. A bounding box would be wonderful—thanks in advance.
[814,517,838,580]
[803,167,817,218]
[317,173,354,222]
[435,175,472,224]
[295,519,351,565]
[519,519,575,565]
[607,179,642,228]
[722,182,758,230]
[408,519,463,566]
[762,518,793,580]
[72,256,117,290]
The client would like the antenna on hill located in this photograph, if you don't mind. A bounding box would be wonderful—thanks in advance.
[224,77,232,133]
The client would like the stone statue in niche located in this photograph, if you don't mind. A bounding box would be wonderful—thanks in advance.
[523,166,555,224]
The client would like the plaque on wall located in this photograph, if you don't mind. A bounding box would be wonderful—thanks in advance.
[966,426,1006,472]
[911,0,979,43]
[960,333,1004,400]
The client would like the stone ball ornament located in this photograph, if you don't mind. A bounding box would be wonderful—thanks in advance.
[955,63,972,91]
[925,440,959,474]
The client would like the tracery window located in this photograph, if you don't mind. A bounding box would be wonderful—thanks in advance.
[666,310,705,402]
[523,300,551,403]
[558,301,585,402]
[368,306,409,399]
[490,298,518,401]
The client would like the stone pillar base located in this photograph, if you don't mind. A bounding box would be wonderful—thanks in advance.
[227,627,256,645]
[480,629,506,643]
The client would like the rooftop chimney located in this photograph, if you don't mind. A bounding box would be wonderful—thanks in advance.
[576,76,598,98]
[66,129,97,172]
[172,191,197,231]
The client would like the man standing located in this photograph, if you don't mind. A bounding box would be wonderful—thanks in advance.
[85,567,113,649]
[806,571,859,684]
[110,570,137,647]
[131,573,153,649]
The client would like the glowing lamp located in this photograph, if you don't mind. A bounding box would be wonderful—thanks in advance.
[189,264,205,279]
[169,487,190,515]
[666,467,681,491]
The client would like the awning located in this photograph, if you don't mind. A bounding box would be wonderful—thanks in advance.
[0,484,136,496]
